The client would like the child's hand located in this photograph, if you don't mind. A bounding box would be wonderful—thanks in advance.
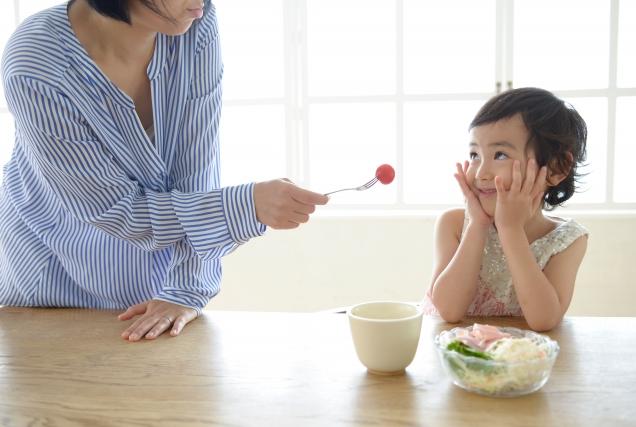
[494,159,547,231]
[454,161,492,228]
[118,300,198,341]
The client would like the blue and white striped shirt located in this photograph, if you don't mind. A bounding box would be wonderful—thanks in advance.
[0,3,265,312]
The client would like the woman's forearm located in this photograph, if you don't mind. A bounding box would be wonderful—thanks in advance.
[432,224,489,321]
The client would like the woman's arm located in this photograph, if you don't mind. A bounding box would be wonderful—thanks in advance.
[4,74,263,259]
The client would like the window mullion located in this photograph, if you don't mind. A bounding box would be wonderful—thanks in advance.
[298,0,310,188]
[396,0,404,206]
[504,0,514,90]
[606,0,619,203]
[283,0,304,184]
[498,0,514,92]
[495,0,505,93]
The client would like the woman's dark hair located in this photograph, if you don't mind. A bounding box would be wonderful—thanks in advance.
[469,87,587,210]
[85,0,210,24]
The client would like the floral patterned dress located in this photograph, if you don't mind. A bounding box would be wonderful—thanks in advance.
[423,216,589,316]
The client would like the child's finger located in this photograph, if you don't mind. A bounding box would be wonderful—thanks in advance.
[532,190,545,212]
[511,160,522,193]
[522,159,537,194]
[494,175,505,195]
[456,162,469,180]
[454,173,472,199]
[454,163,471,194]
[531,166,548,199]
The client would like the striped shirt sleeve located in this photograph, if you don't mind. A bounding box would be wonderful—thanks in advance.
[4,74,263,261]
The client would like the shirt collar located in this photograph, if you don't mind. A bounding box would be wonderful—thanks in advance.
[55,3,168,109]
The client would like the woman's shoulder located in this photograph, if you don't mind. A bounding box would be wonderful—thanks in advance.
[2,5,69,85]
[191,2,220,54]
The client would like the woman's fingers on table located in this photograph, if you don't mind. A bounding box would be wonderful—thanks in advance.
[117,301,148,321]
[123,315,161,341]
[119,300,197,341]
[170,312,197,336]
[141,316,174,340]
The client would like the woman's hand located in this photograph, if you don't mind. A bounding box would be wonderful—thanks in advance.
[494,159,547,231]
[253,179,329,229]
[454,161,492,228]
[118,300,198,341]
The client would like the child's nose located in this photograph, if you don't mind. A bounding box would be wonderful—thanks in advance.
[475,161,494,180]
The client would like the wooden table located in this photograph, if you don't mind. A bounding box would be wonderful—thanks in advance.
[0,308,633,426]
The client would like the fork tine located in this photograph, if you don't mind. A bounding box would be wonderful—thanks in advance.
[363,177,378,188]
[325,176,378,195]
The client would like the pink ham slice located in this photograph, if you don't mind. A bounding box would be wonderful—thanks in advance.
[456,323,511,351]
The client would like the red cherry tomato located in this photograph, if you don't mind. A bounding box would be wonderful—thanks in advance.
[375,164,395,185]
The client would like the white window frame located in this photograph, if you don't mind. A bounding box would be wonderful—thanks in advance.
[224,0,636,213]
[4,0,636,214]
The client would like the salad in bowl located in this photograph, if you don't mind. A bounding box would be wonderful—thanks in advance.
[435,323,559,397]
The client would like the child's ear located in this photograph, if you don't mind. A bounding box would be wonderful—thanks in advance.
[546,152,574,186]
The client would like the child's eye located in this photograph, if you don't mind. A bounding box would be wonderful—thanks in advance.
[494,151,509,160]
[469,152,480,160]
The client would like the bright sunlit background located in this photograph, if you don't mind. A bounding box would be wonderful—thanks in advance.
[1,0,635,210]
[1,1,636,316]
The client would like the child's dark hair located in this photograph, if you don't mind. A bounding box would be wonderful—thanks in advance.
[470,87,587,210]
[85,0,210,24]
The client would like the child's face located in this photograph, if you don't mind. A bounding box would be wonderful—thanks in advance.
[466,113,538,217]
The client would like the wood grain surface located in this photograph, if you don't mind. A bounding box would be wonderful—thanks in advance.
[0,308,633,426]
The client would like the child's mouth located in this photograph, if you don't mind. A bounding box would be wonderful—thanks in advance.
[478,189,497,197]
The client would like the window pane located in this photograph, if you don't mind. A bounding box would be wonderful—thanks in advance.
[19,0,63,21]
[0,113,15,185]
[215,0,284,100]
[0,2,16,109]
[220,105,286,186]
[403,100,485,204]
[514,0,610,90]
[307,0,395,96]
[308,103,396,204]
[562,97,607,204]
[614,97,636,202]
[617,0,636,87]
[403,0,496,94]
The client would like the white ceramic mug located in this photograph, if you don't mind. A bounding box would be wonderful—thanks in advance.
[347,301,423,375]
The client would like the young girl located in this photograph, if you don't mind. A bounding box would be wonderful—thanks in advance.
[423,87,589,331]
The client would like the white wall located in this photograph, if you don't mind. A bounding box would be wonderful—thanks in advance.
[209,215,636,316]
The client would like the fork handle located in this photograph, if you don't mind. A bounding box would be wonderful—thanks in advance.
[324,188,354,196]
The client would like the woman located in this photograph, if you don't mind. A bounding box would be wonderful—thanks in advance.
[0,0,328,340]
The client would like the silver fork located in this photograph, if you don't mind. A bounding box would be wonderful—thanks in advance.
[324,177,378,196]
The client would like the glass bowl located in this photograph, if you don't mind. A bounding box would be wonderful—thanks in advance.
[434,326,559,397]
